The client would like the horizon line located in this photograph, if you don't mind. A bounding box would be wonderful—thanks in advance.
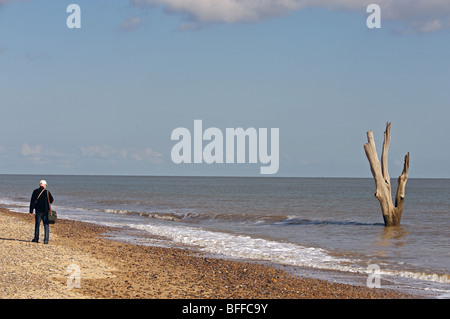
[0,173,448,180]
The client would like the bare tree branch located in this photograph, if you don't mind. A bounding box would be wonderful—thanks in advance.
[381,122,391,187]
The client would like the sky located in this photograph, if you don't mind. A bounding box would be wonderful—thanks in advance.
[0,0,449,178]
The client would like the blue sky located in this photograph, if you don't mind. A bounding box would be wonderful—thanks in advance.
[0,0,449,177]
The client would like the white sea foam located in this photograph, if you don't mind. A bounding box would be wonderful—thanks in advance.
[128,223,349,268]
[127,222,450,289]
[0,197,29,213]
[104,209,130,215]
[377,269,450,284]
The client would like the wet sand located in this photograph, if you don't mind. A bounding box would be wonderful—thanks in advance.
[0,208,417,299]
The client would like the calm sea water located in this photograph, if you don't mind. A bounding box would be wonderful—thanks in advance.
[0,175,448,297]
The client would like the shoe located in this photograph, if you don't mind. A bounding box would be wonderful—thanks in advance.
[44,241,49,244]
[31,239,38,243]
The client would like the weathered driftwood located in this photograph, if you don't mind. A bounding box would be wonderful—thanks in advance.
[364,122,410,226]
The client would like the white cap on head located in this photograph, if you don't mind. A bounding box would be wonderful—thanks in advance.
[39,180,47,186]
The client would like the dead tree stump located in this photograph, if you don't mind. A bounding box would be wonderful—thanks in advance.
[364,122,410,226]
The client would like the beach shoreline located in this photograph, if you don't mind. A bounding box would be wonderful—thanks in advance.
[0,208,420,299]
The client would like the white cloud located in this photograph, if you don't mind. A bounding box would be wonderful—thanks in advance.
[80,145,163,164]
[20,143,163,166]
[21,142,64,165]
[131,0,308,24]
[130,0,450,33]
[80,145,116,159]
[120,15,141,32]
[16,143,163,172]
[21,143,43,157]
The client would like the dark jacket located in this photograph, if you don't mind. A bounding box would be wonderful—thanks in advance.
[30,186,54,214]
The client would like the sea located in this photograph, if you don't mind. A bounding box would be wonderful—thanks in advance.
[0,175,448,298]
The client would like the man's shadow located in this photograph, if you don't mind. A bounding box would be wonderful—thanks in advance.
[0,237,30,243]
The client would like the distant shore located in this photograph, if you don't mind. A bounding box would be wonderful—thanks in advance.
[0,208,418,299]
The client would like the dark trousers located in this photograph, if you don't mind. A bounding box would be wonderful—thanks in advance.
[34,211,49,243]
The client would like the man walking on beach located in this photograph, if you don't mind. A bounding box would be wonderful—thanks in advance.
[29,180,54,244]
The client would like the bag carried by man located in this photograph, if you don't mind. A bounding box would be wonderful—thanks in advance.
[46,190,57,224]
